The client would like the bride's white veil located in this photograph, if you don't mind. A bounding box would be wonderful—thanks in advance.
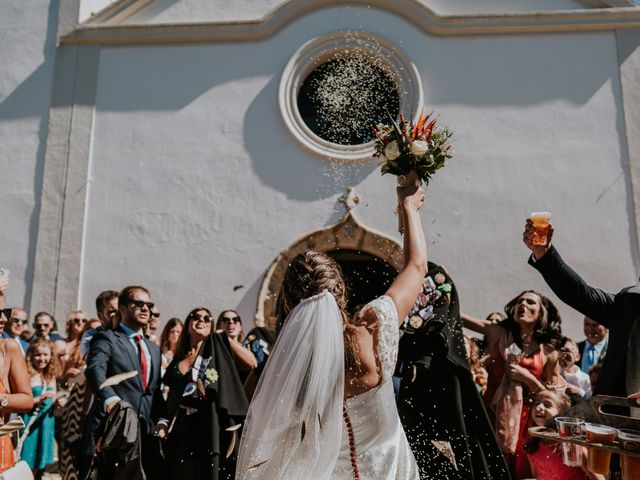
[235,290,345,480]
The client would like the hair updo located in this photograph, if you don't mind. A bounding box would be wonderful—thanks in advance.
[283,251,359,368]
[283,251,348,314]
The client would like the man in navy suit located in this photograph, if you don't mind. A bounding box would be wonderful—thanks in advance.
[82,285,164,479]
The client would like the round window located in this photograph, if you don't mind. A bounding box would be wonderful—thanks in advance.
[279,32,423,163]
[297,57,400,146]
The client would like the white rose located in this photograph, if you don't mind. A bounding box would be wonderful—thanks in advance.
[384,141,400,161]
[411,140,429,156]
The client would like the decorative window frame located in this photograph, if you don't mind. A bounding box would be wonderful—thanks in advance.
[254,211,403,330]
[278,31,423,163]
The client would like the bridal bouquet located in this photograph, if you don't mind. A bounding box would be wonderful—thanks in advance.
[374,110,453,186]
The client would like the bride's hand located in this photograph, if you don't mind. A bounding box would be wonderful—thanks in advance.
[398,184,425,212]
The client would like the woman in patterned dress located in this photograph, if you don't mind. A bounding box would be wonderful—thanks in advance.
[58,319,99,480]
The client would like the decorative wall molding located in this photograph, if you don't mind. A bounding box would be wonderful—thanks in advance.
[62,0,640,46]
[254,209,403,330]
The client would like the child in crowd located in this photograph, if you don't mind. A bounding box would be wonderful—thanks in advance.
[559,337,592,401]
[19,338,65,479]
[464,335,488,394]
[525,390,604,480]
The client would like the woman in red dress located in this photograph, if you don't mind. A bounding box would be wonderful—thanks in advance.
[463,290,563,479]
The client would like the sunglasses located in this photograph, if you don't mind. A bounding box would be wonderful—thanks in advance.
[0,309,11,321]
[220,316,241,324]
[34,323,51,329]
[71,318,87,325]
[189,313,213,323]
[128,300,155,310]
[151,312,160,318]
[10,318,28,325]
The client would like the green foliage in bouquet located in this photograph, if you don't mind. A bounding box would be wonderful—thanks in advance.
[374,110,454,185]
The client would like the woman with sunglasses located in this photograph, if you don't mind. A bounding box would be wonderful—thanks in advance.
[162,307,248,480]
[60,310,87,368]
[216,311,257,382]
[0,279,34,473]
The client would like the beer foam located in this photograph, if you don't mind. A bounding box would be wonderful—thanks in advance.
[587,424,615,434]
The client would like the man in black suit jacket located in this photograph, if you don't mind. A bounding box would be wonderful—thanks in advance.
[82,285,164,479]
[524,221,640,398]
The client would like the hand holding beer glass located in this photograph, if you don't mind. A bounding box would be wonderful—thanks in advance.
[524,212,554,260]
[529,212,551,245]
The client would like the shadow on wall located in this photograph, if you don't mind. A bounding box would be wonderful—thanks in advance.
[229,273,265,332]
[242,75,378,203]
[0,0,60,310]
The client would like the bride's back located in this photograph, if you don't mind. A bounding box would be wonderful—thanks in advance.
[283,251,383,398]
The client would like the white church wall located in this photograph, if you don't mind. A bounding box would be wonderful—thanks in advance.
[117,0,599,26]
[0,0,58,312]
[76,5,635,340]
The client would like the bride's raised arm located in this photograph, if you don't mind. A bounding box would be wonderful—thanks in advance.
[385,184,429,325]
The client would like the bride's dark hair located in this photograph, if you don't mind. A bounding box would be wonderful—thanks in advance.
[283,251,358,369]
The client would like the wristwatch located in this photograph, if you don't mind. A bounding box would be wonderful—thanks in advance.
[0,394,8,408]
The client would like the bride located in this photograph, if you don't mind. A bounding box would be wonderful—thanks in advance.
[235,182,427,480]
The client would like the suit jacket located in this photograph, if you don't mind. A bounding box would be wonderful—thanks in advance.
[530,246,640,396]
[577,338,608,370]
[83,325,163,456]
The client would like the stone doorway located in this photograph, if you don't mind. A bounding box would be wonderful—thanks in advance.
[254,208,403,330]
[327,249,396,314]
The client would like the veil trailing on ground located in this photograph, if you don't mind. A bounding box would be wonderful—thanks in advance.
[235,290,345,480]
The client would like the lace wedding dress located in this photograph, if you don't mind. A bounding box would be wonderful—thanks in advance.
[235,291,419,480]
[330,295,420,479]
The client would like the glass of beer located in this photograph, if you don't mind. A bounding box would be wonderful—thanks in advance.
[618,429,640,480]
[555,417,585,467]
[529,212,552,246]
[585,423,617,475]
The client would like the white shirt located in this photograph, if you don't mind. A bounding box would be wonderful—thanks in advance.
[563,366,592,400]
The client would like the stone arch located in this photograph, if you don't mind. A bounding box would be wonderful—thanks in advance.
[254,211,403,330]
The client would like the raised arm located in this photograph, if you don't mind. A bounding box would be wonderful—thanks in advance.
[228,337,258,372]
[524,220,616,327]
[386,184,429,325]
[460,312,492,334]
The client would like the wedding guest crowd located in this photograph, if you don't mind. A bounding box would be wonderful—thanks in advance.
[0,214,634,480]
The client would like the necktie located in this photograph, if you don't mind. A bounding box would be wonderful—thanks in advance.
[584,343,596,373]
[134,335,148,391]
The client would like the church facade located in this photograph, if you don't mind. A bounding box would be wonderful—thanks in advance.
[2,0,640,338]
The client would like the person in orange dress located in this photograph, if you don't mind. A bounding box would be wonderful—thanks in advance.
[0,278,34,472]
